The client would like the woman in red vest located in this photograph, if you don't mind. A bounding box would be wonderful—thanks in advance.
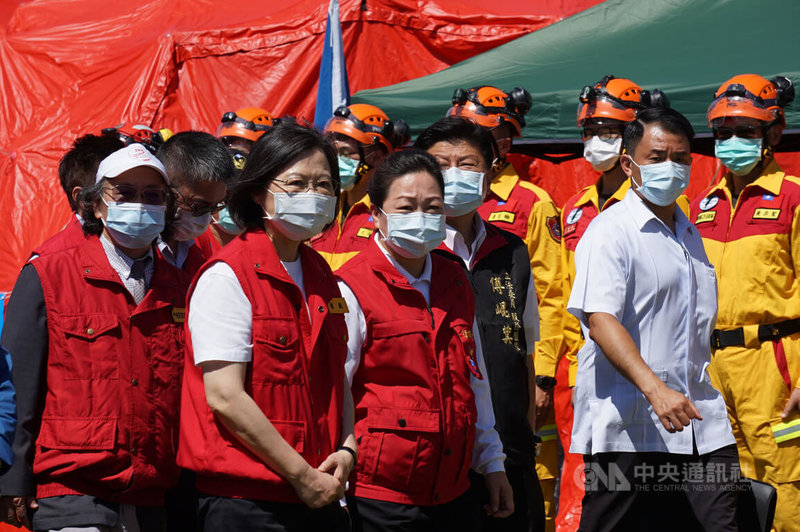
[179,121,355,531]
[336,149,514,531]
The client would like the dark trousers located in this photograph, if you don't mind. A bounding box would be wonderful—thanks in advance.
[198,494,350,532]
[467,465,545,531]
[578,444,740,532]
[347,492,474,532]
[165,469,198,532]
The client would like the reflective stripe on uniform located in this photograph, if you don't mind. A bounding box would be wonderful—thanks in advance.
[772,418,800,443]
[538,423,558,442]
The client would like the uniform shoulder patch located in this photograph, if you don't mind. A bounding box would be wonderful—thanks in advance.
[699,196,719,211]
[566,207,583,225]
[546,216,561,243]
[488,211,515,224]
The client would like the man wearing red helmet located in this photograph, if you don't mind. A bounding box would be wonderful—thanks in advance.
[449,85,565,530]
[310,103,408,270]
[690,73,800,530]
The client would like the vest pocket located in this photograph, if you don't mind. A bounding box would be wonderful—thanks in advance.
[252,316,303,384]
[37,417,117,450]
[53,314,121,380]
[361,407,441,492]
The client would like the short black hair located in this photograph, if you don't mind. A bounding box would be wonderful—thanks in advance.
[156,131,235,188]
[58,134,124,211]
[624,107,695,156]
[367,149,444,209]
[413,117,495,170]
[228,120,340,230]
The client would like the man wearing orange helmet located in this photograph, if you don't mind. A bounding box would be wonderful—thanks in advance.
[689,73,800,530]
[557,75,670,529]
[200,108,280,254]
[449,85,565,530]
[310,103,408,270]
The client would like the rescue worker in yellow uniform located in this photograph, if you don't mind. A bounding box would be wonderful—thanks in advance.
[448,85,565,531]
[310,104,408,270]
[559,75,671,530]
[689,74,800,532]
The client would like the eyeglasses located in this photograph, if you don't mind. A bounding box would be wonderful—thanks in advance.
[271,177,336,195]
[713,126,764,141]
[172,188,225,216]
[105,183,168,205]
[582,126,624,141]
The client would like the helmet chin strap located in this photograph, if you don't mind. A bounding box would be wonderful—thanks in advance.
[352,145,372,189]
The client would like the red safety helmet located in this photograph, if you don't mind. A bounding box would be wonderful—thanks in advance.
[707,74,794,127]
[324,104,399,153]
[216,107,279,143]
[447,86,531,137]
[576,75,668,127]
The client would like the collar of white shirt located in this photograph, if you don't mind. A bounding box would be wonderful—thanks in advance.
[99,233,154,281]
[374,234,432,286]
[443,213,487,270]
[157,236,193,269]
[624,188,693,238]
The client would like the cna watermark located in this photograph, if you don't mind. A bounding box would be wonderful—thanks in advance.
[579,461,747,493]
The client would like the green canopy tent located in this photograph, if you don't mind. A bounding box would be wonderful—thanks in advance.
[352,0,800,158]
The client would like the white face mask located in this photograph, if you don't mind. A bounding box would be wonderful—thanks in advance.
[583,136,623,173]
[442,167,485,217]
[173,209,212,242]
[263,190,336,241]
[629,158,691,207]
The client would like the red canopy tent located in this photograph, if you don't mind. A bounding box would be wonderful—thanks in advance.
[0,0,601,292]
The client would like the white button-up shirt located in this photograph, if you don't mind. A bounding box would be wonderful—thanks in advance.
[568,189,734,456]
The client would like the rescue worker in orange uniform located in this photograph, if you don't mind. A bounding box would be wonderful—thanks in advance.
[310,103,408,270]
[203,107,281,252]
[449,85,564,529]
[559,75,670,530]
[690,73,800,531]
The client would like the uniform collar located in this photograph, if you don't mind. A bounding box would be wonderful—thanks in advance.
[574,177,630,210]
[374,234,433,285]
[443,214,486,267]
[488,164,519,201]
[705,159,785,199]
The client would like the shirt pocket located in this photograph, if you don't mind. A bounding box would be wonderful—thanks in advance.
[360,406,441,493]
[52,314,121,380]
[251,316,304,384]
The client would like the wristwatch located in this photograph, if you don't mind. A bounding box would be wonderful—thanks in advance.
[536,375,557,391]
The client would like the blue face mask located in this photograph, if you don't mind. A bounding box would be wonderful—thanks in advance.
[102,199,166,249]
[214,206,244,235]
[380,209,446,259]
[337,156,360,191]
[714,136,762,176]
[629,158,691,207]
[442,167,485,217]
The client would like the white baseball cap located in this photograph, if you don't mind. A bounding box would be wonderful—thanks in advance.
[95,143,169,184]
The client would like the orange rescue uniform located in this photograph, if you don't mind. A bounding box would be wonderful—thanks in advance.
[690,160,800,532]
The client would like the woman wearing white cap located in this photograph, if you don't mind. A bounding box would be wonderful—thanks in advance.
[0,143,190,530]
[178,121,354,531]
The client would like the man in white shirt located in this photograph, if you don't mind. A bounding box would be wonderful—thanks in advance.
[568,107,738,531]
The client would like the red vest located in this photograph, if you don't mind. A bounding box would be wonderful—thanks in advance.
[31,235,189,504]
[178,230,347,502]
[336,239,478,506]
[30,215,87,259]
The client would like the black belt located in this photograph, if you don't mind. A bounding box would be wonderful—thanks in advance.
[711,318,800,350]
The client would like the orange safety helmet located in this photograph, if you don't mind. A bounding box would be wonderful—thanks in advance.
[576,75,669,127]
[447,86,531,137]
[707,74,794,126]
[216,107,279,143]
[324,104,398,153]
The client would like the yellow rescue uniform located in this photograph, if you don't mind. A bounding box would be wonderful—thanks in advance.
[690,160,800,532]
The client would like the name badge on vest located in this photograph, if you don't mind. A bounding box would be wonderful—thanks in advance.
[695,211,716,224]
[172,307,186,323]
[328,297,349,314]
[356,227,373,238]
